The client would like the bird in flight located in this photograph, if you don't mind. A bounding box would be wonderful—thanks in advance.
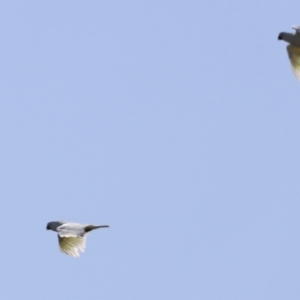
[278,25,300,80]
[46,221,109,257]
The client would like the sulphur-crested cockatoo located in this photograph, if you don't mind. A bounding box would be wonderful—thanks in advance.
[46,221,109,257]
[278,26,300,80]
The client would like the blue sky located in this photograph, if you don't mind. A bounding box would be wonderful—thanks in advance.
[0,1,300,299]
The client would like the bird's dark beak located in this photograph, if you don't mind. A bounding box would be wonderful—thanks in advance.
[278,33,283,40]
[46,224,50,230]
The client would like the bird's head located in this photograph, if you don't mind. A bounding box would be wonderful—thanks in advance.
[277,31,300,45]
[278,32,284,40]
[46,221,64,231]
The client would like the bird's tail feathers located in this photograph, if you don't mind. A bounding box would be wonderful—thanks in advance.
[84,225,109,232]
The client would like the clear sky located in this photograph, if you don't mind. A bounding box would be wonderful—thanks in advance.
[0,1,300,299]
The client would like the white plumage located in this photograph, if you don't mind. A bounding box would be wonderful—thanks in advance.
[47,221,109,257]
[278,26,300,80]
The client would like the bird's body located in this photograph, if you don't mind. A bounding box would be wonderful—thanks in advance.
[46,221,109,257]
[278,26,300,80]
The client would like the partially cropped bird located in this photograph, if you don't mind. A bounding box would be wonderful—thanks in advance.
[46,221,109,257]
[278,25,300,80]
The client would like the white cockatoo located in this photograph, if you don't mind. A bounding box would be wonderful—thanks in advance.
[46,221,109,257]
[278,26,300,80]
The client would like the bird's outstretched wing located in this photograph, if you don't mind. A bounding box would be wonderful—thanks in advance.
[287,45,300,80]
[58,235,86,257]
